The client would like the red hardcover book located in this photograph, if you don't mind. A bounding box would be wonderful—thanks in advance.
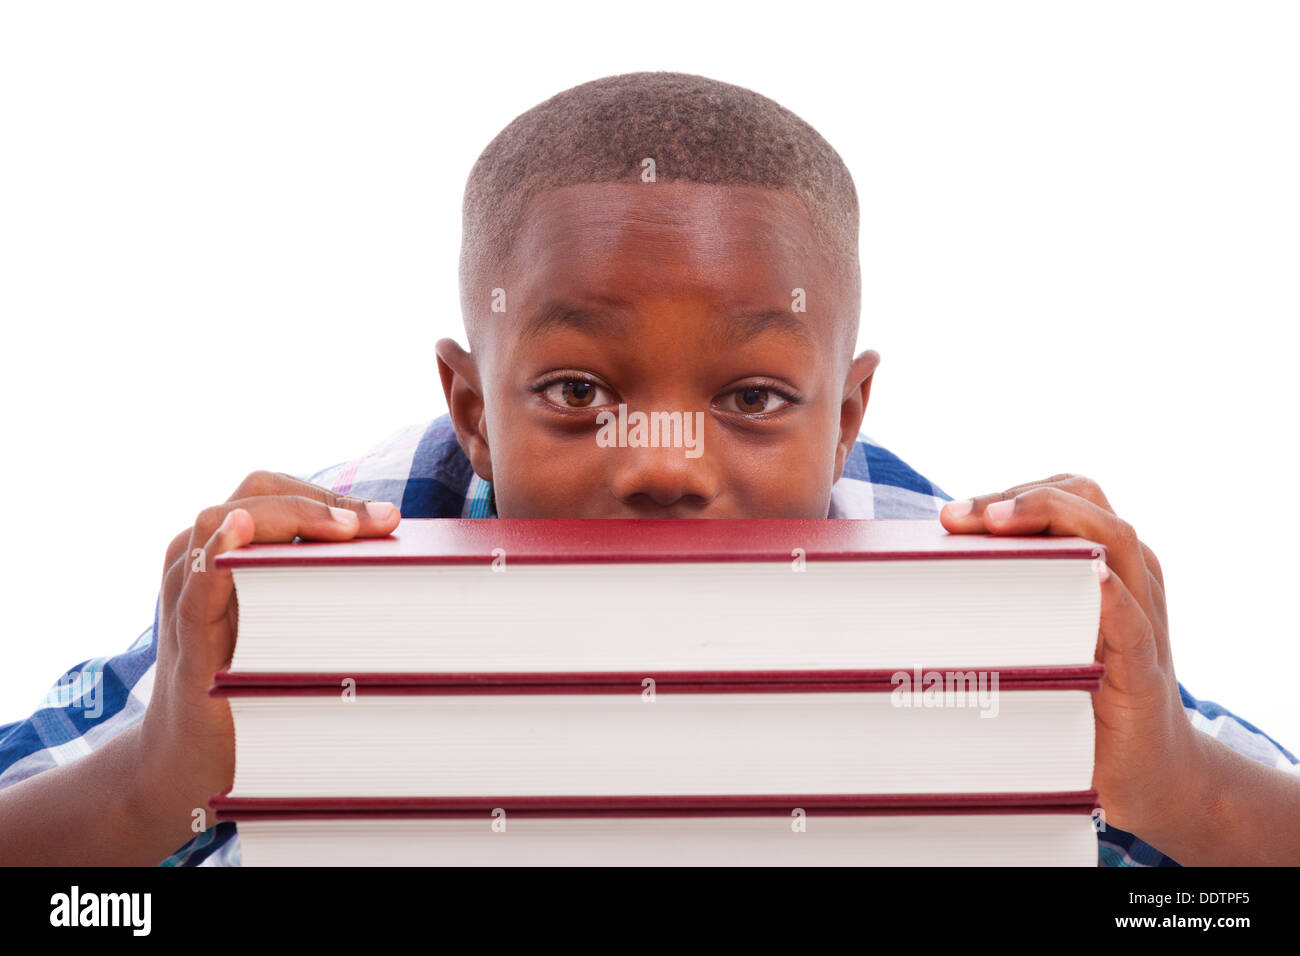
[209,675,1101,804]
[209,520,1105,865]
[213,791,1104,867]
[214,516,1105,567]
[212,790,1101,817]
[212,517,1106,681]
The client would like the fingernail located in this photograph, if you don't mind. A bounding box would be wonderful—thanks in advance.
[329,506,359,525]
[218,510,240,534]
[1094,556,1110,582]
[985,499,1016,522]
[365,500,397,520]
[945,499,972,519]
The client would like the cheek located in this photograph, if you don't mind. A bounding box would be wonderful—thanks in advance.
[710,424,837,517]
[491,426,609,513]
[789,406,844,510]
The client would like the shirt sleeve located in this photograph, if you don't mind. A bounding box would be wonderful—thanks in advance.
[0,602,158,792]
[0,594,241,866]
[1178,682,1300,773]
[1097,684,1300,866]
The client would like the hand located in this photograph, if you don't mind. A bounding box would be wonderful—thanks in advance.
[939,475,1205,847]
[136,471,401,851]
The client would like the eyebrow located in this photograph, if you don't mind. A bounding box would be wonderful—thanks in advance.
[519,300,814,348]
[715,309,814,349]
[518,301,630,343]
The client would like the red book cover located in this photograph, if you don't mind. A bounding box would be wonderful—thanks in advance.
[210,665,1104,695]
[212,517,1107,569]
[210,789,1101,822]
[211,518,1105,689]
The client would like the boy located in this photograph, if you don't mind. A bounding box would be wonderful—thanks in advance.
[2,72,1297,866]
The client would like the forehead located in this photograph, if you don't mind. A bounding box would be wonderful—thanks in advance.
[503,182,832,306]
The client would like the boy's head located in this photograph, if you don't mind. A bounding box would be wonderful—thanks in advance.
[437,71,880,518]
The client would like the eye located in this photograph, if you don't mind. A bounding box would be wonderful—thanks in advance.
[716,384,796,415]
[539,377,616,409]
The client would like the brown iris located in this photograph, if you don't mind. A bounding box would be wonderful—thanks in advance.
[735,386,769,413]
[561,381,596,407]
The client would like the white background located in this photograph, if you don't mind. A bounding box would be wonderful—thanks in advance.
[1,2,1296,748]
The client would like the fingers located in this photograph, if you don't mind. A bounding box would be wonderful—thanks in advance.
[192,494,399,549]
[1139,540,1165,593]
[941,485,1157,624]
[227,469,407,535]
[170,493,401,677]
[227,470,375,517]
[164,527,193,571]
[164,476,399,627]
[950,474,1115,515]
[160,552,187,657]
[1095,557,1172,689]
[160,527,199,660]
[174,509,254,678]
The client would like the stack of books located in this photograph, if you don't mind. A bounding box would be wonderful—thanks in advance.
[210,518,1105,866]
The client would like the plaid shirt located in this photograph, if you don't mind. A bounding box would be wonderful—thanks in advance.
[2,413,1295,866]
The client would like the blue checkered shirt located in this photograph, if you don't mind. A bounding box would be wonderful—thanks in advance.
[2,414,1295,865]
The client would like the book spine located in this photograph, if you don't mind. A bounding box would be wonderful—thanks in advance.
[211,789,1102,821]
[211,663,1105,695]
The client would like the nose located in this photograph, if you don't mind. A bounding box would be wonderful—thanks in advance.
[607,439,720,512]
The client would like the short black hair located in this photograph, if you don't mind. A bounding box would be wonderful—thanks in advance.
[459,71,860,350]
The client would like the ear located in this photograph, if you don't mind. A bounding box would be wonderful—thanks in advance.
[834,349,881,483]
[435,337,493,482]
